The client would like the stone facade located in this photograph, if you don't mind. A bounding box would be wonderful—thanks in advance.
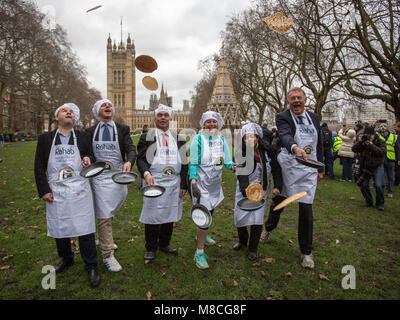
[344,103,396,128]
[106,32,136,129]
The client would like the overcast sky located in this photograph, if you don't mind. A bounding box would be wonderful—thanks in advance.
[34,0,251,110]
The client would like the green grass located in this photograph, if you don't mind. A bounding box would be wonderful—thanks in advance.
[0,140,399,300]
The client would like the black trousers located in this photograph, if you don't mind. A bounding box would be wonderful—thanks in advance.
[55,233,98,271]
[265,196,313,255]
[237,225,263,252]
[145,222,174,251]
[395,160,400,186]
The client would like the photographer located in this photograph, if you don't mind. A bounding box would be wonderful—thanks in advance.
[352,126,387,211]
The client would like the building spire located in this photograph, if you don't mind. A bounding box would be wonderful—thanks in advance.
[120,17,123,46]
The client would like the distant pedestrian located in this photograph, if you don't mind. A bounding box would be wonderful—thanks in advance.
[352,126,386,211]
[376,122,399,198]
[394,122,400,188]
[338,126,355,182]
[321,123,334,179]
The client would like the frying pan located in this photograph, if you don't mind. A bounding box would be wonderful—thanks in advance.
[80,162,106,178]
[112,171,138,185]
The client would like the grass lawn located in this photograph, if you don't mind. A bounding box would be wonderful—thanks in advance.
[0,139,399,300]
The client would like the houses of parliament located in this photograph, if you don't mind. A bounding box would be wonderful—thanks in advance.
[106,29,192,132]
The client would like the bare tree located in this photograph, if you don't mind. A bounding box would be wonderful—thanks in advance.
[338,0,400,120]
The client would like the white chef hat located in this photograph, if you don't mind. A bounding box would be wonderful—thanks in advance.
[241,121,263,138]
[92,98,115,121]
[200,111,224,129]
[54,103,80,126]
[154,104,174,118]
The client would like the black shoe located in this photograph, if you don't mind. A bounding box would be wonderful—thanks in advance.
[248,252,257,260]
[159,245,178,255]
[377,205,384,211]
[88,268,101,288]
[144,251,156,260]
[364,202,373,207]
[233,242,245,251]
[55,258,74,274]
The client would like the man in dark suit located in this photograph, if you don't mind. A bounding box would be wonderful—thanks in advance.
[137,104,188,261]
[262,87,323,269]
[34,103,101,287]
[86,99,136,272]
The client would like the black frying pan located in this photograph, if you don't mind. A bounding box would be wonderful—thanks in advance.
[80,162,106,178]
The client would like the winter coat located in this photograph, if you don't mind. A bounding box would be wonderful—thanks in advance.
[352,134,386,174]
[338,128,356,158]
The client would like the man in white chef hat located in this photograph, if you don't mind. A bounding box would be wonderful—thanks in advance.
[86,98,136,272]
[34,103,101,287]
[136,104,188,262]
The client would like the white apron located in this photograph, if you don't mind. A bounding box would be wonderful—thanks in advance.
[234,155,271,227]
[46,129,96,238]
[139,131,183,224]
[91,122,128,219]
[192,135,225,211]
[277,111,318,204]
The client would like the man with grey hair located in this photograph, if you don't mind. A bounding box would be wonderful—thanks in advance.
[136,104,188,262]
[263,87,323,269]
[86,98,136,272]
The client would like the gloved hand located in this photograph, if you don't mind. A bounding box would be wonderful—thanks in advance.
[191,181,201,199]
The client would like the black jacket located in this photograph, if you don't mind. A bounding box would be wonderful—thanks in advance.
[86,122,136,166]
[34,129,94,198]
[136,129,188,190]
[235,139,283,198]
[275,109,324,172]
[352,134,386,174]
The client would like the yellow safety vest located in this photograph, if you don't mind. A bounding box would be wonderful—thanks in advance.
[332,136,342,153]
[378,133,397,160]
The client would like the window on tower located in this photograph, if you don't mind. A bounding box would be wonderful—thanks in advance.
[122,71,125,84]
[114,71,117,84]
[122,95,125,107]
[118,71,121,84]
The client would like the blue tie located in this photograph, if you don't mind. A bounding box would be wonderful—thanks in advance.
[102,124,111,141]
[297,116,305,125]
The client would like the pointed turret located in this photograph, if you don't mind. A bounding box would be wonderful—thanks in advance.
[156,83,169,107]
[107,33,112,49]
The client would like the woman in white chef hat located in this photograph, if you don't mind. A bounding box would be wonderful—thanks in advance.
[233,122,282,260]
[189,110,236,269]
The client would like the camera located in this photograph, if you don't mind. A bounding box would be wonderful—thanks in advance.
[361,134,371,142]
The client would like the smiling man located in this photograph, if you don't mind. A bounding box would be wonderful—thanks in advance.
[86,98,136,272]
[136,104,188,262]
[34,103,101,287]
[262,87,323,269]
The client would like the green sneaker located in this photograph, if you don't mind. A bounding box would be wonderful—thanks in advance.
[205,235,216,246]
[194,252,209,269]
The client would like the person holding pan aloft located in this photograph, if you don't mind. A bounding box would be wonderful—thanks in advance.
[233,122,282,260]
[261,87,323,269]
[136,104,188,262]
[86,98,137,272]
[34,103,101,287]
[189,111,236,269]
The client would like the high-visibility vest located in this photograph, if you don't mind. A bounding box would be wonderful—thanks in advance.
[332,135,342,153]
[377,133,397,160]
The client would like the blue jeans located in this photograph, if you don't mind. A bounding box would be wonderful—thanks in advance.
[360,164,385,207]
[342,157,353,181]
[384,160,395,194]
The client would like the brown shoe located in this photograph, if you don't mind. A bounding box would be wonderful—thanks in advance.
[388,193,393,198]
